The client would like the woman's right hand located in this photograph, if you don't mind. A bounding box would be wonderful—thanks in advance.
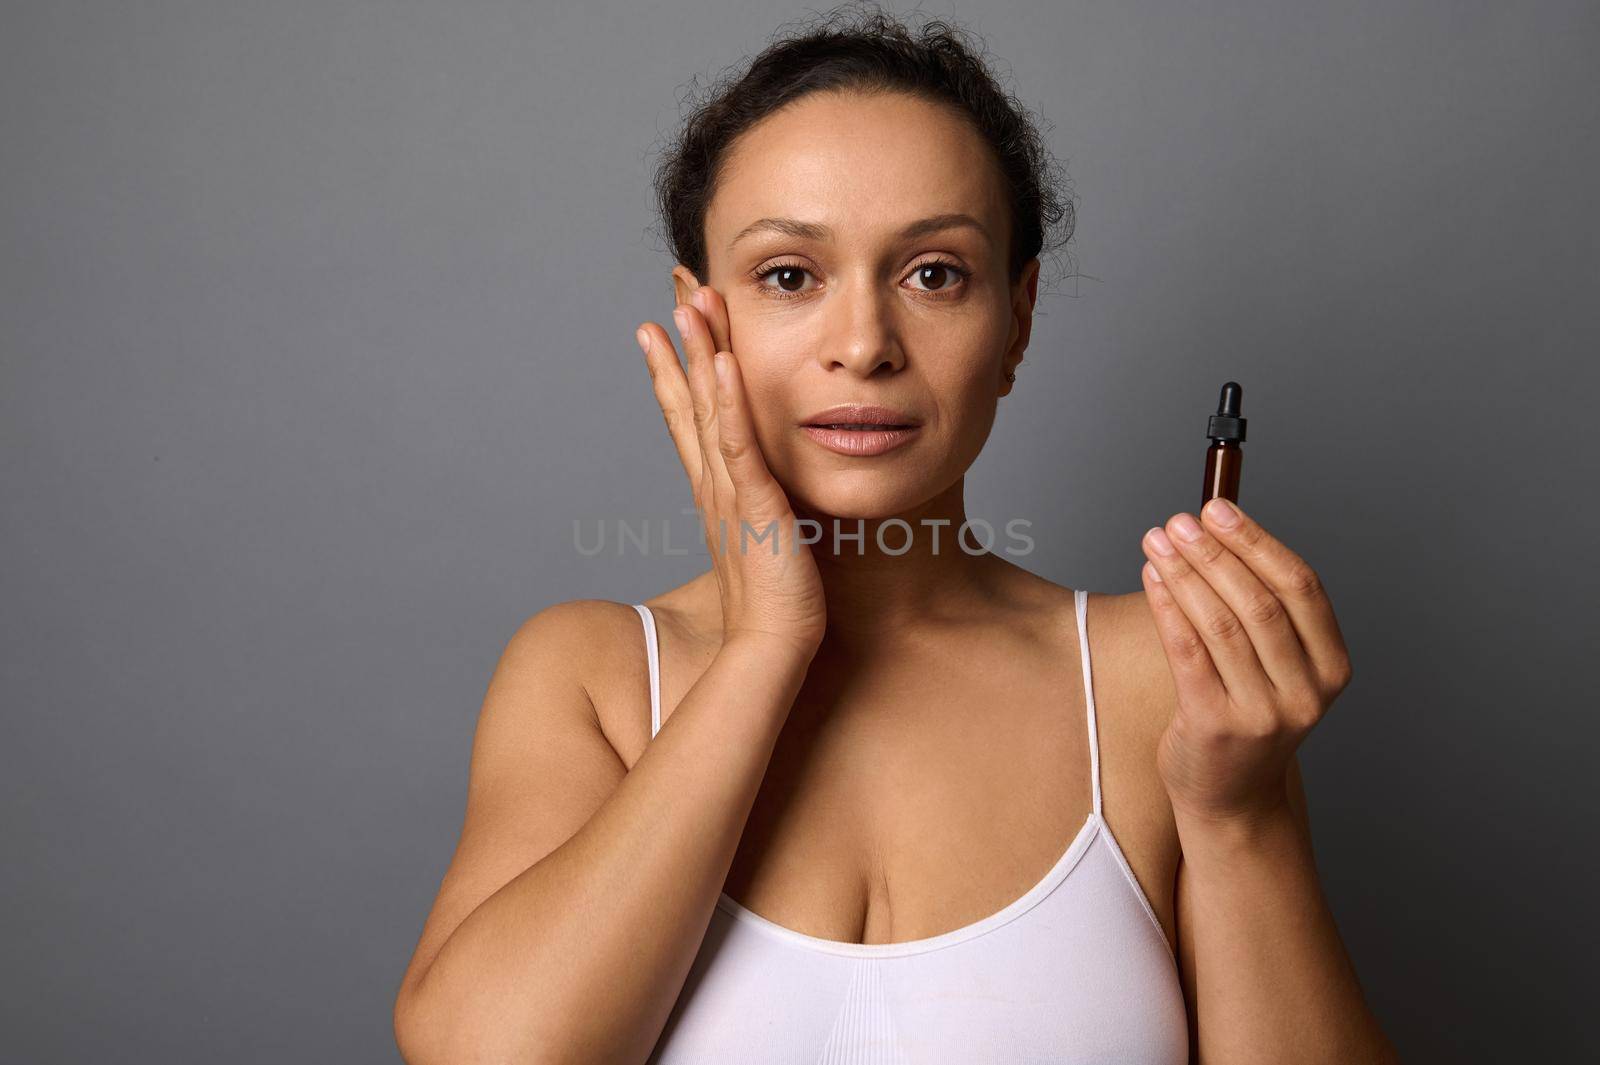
[636,286,827,657]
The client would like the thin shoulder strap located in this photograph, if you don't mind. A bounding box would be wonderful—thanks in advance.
[632,604,662,739]
[1075,588,1104,818]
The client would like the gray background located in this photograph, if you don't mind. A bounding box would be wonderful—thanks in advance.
[3,1,1595,1061]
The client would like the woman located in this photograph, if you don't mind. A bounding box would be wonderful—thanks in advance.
[394,8,1399,1063]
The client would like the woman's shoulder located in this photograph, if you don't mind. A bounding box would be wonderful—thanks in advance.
[507,573,721,747]
[503,596,641,658]
[512,572,717,653]
[1088,587,1181,738]
[494,599,645,718]
[995,565,1175,733]
[991,564,1172,695]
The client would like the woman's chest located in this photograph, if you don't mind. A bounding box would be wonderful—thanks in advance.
[609,609,1182,954]
[719,701,1098,946]
[706,675,1177,951]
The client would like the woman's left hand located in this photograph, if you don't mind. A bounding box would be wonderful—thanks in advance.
[1139,498,1353,830]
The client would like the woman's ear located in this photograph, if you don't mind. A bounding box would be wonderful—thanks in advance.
[999,260,1040,397]
[999,358,1023,397]
[670,264,703,307]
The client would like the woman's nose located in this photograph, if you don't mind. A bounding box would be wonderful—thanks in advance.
[823,345,903,377]
[815,297,906,377]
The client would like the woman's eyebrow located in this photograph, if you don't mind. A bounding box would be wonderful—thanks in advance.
[727,212,988,251]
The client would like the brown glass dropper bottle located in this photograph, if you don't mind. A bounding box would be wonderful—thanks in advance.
[1202,381,1247,506]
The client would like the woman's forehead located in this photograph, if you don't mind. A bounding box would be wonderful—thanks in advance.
[707,93,1007,249]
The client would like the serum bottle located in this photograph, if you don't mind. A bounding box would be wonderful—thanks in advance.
[1202,381,1247,506]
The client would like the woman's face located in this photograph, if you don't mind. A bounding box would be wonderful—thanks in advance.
[677,90,1039,520]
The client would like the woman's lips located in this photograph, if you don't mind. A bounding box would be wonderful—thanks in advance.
[800,424,921,456]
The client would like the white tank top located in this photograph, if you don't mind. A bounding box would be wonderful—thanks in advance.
[632,589,1189,1064]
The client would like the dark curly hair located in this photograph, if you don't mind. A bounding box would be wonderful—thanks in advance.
[648,2,1077,298]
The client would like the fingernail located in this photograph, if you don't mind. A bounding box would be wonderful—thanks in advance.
[1205,497,1240,527]
[635,328,650,355]
[1171,513,1202,542]
[691,288,707,311]
[1146,526,1176,556]
[713,352,728,383]
[672,307,688,338]
[1144,561,1163,583]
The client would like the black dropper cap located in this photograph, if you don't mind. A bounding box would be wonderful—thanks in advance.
[1206,381,1247,443]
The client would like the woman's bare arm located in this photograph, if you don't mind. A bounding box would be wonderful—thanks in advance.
[1174,758,1400,1064]
[394,281,824,1062]
[392,600,814,1065]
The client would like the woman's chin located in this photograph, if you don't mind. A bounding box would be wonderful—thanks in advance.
[786,483,932,525]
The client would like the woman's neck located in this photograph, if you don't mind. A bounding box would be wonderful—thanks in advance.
[795,478,1012,644]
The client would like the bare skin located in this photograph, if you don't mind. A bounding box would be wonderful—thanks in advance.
[591,570,1185,952]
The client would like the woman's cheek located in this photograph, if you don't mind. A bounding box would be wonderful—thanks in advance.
[734,359,797,463]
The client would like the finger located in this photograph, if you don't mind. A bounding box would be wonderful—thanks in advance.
[638,323,705,494]
[1198,498,1353,696]
[1140,560,1229,715]
[674,302,734,511]
[673,304,716,437]
[712,349,785,521]
[1142,522,1275,714]
[691,285,732,356]
[1159,509,1313,698]
[673,303,720,459]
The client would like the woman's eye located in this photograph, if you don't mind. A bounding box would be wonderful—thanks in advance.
[752,259,969,299]
[905,260,968,293]
[755,264,816,296]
